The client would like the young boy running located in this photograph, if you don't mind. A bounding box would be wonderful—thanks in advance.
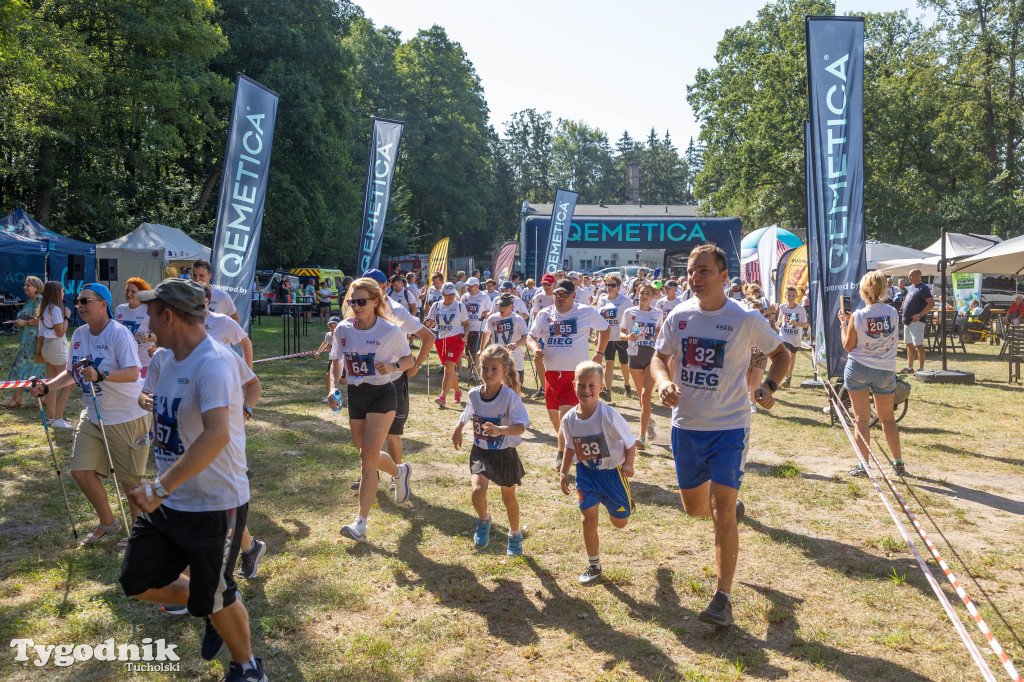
[651,244,789,628]
[558,362,636,585]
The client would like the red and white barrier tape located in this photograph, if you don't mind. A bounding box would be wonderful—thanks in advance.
[821,377,1020,682]
[0,379,36,390]
[252,350,319,365]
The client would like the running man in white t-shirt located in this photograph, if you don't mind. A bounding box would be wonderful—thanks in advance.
[191,259,239,322]
[482,293,530,390]
[199,283,253,369]
[426,282,470,407]
[650,244,789,629]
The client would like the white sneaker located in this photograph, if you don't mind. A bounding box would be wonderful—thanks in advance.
[321,397,329,403]
[49,418,73,429]
[394,463,412,504]
[646,418,656,441]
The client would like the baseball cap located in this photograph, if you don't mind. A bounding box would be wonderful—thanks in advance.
[327,316,341,325]
[497,293,515,307]
[568,271,580,279]
[541,273,556,284]
[553,278,575,295]
[81,282,113,318]
[652,279,664,290]
[137,278,207,317]
[731,277,742,286]
[441,282,457,295]
[665,279,680,288]
[362,269,387,284]
[466,276,480,287]
[500,281,515,290]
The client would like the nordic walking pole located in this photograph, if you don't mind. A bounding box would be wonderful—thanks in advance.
[30,377,78,539]
[82,362,131,534]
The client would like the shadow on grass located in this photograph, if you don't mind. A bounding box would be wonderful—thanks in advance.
[925,442,1023,469]
[909,474,1024,515]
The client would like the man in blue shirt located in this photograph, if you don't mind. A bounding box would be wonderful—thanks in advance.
[900,269,933,374]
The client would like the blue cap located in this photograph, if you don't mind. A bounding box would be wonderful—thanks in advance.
[362,269,387,284]
[81,282,113,318]
[500,280,515,290]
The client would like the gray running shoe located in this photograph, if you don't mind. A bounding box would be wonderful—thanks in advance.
[698,591,734,628]
[579,564,602,585]
[238,538,267,579]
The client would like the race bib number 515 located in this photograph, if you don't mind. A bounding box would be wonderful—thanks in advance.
[684,337,725,369]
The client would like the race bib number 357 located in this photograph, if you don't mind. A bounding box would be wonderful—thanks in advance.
[344,352,376,377]
[684,337,725,369]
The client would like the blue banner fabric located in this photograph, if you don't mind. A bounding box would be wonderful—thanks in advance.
[541,189,579,276]
[525,216,742,283]
[210,74,279,331]
[357,118,404,273]
[806,16,867,378]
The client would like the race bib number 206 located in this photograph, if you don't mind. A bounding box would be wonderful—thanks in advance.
[684,337,725,369]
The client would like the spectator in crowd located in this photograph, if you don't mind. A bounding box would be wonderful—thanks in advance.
[1008,294,1024,324]
[35,280,73,428]
[2,276,47,409]
[317,279,333,323]
[900,269,934,375]
[726,277,745,301]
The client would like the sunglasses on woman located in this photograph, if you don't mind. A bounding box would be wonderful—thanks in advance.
[349,297,371,307]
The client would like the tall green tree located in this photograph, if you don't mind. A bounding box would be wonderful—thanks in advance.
[500,108,554,204]
[550,118,615,203]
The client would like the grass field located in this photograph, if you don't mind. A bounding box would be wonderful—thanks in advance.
[1,316,1022,681]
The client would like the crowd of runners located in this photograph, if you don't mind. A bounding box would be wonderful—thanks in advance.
[20,244,809,681]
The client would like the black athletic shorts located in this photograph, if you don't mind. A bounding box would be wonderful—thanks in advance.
[388,372,409,435]
[119,503,248,617]
[783,341,800,353]
[628,345,656,370]
[466,331,483,360]
[607,340,628,364]
[469,445,525,488]
[347,381,397,420]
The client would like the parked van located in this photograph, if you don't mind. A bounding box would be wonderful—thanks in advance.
[254,271,301,315]
[290,266,346,308]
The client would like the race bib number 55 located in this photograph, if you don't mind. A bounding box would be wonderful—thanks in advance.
[684,337,725,369]
[344,352,376,377]
[550,319,577,337]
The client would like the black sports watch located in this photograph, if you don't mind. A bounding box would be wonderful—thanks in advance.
[764,379,778,393]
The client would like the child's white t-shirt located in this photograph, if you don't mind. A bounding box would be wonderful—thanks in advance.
[560,401,635,470]
[459,384,531,449]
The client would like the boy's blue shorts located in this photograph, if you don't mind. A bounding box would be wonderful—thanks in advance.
[575,463,634,519]
[671,427,749,491]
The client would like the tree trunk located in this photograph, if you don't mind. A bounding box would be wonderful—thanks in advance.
[1005,8,1019,196]
[193,167,221,227]
[33,137,55,225]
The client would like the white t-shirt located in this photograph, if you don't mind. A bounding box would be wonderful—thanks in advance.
[560,401,635,470]
[114,303,153,369]
[208,287,237,317]
[145,340,250,512]
[38,304,65,339]
[388,287,417,314]
[576,285,594,306]
[655,296,683,316]
[521,287,538,307]
[318,286,332,304]
[504,296,529,318]
[330,316,410,386]
[777,303,808,346]
[406,282,421,301]
[485,289,501,302]
[427,299,468,340]
[461,292,492,332]
[596,294,632,339]
[654,298,783,431]
[458,384,531,450]
[204,312,247,346]
[621,306,664,355]
[67,320,147,426]
[528,303,609,372]
[388,299,425,335]
[424,285,444,308]
[486,312,529,370]
[849,302,899,371]
[531,292,554,317]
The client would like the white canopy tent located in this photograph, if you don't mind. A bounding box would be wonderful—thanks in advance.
[866,240,933,270]
[96,223,211,307]
[953,233,1024,275]
[874,256,942,277]
[923,232,1001,258]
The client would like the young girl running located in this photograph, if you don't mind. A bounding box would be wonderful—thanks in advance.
[621,283,664,447]
[452,346,530,556]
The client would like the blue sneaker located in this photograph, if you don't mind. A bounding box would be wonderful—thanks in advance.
[200,616,224,660]
[473,517,491,548]
[223,656,268,682]
[507,533,523,556]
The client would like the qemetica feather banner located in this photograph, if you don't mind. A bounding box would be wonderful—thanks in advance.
[806,120,828,370]
[357,118,404,273]
[542,189,579,276]
[493,241,518,281]
[210,74,279,332]
[806,16,866,377]
[429,237,450,281]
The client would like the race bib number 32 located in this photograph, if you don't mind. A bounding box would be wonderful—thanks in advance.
[344,352,376,377]
[472,415,503,449]
[684,337,725,369]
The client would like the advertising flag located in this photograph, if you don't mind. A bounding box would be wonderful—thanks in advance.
[756,225,779,300]
[357,118,404,273]
[493,241,518,281]
[952,272,982,313]
[542,189,579,276]
[210,74,279,332]
[775,244,809,301]
[429,237,450,281]
[806,16,867,377]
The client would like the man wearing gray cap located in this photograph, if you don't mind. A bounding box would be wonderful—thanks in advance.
[119,278,267,682]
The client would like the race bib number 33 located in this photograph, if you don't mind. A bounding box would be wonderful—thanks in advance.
[684,337,725,369]
[344,352,376,377]
[573,433,609,466]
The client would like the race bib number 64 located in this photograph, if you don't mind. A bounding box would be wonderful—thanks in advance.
[344,352,376,377]
[684,337,725,369]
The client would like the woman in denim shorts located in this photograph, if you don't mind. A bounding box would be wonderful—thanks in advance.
[839,271,905,477]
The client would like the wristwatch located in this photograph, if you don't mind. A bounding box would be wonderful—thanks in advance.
[764,379,778,393]
[153,479,169,499]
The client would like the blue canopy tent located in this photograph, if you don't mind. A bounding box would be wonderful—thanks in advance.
[0,231,48,300]
[1,207,96,310]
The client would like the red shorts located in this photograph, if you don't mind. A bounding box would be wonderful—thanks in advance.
[435,335,465,364]
[544,370,579,410]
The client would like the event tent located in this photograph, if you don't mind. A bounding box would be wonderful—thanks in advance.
[953,233,1024,275]
[96,223,211,307]
[866,240,932,270]
[874,256,942,277]
[923,232,1001,258]
[0,231,48,300]
[1,207,96,308]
